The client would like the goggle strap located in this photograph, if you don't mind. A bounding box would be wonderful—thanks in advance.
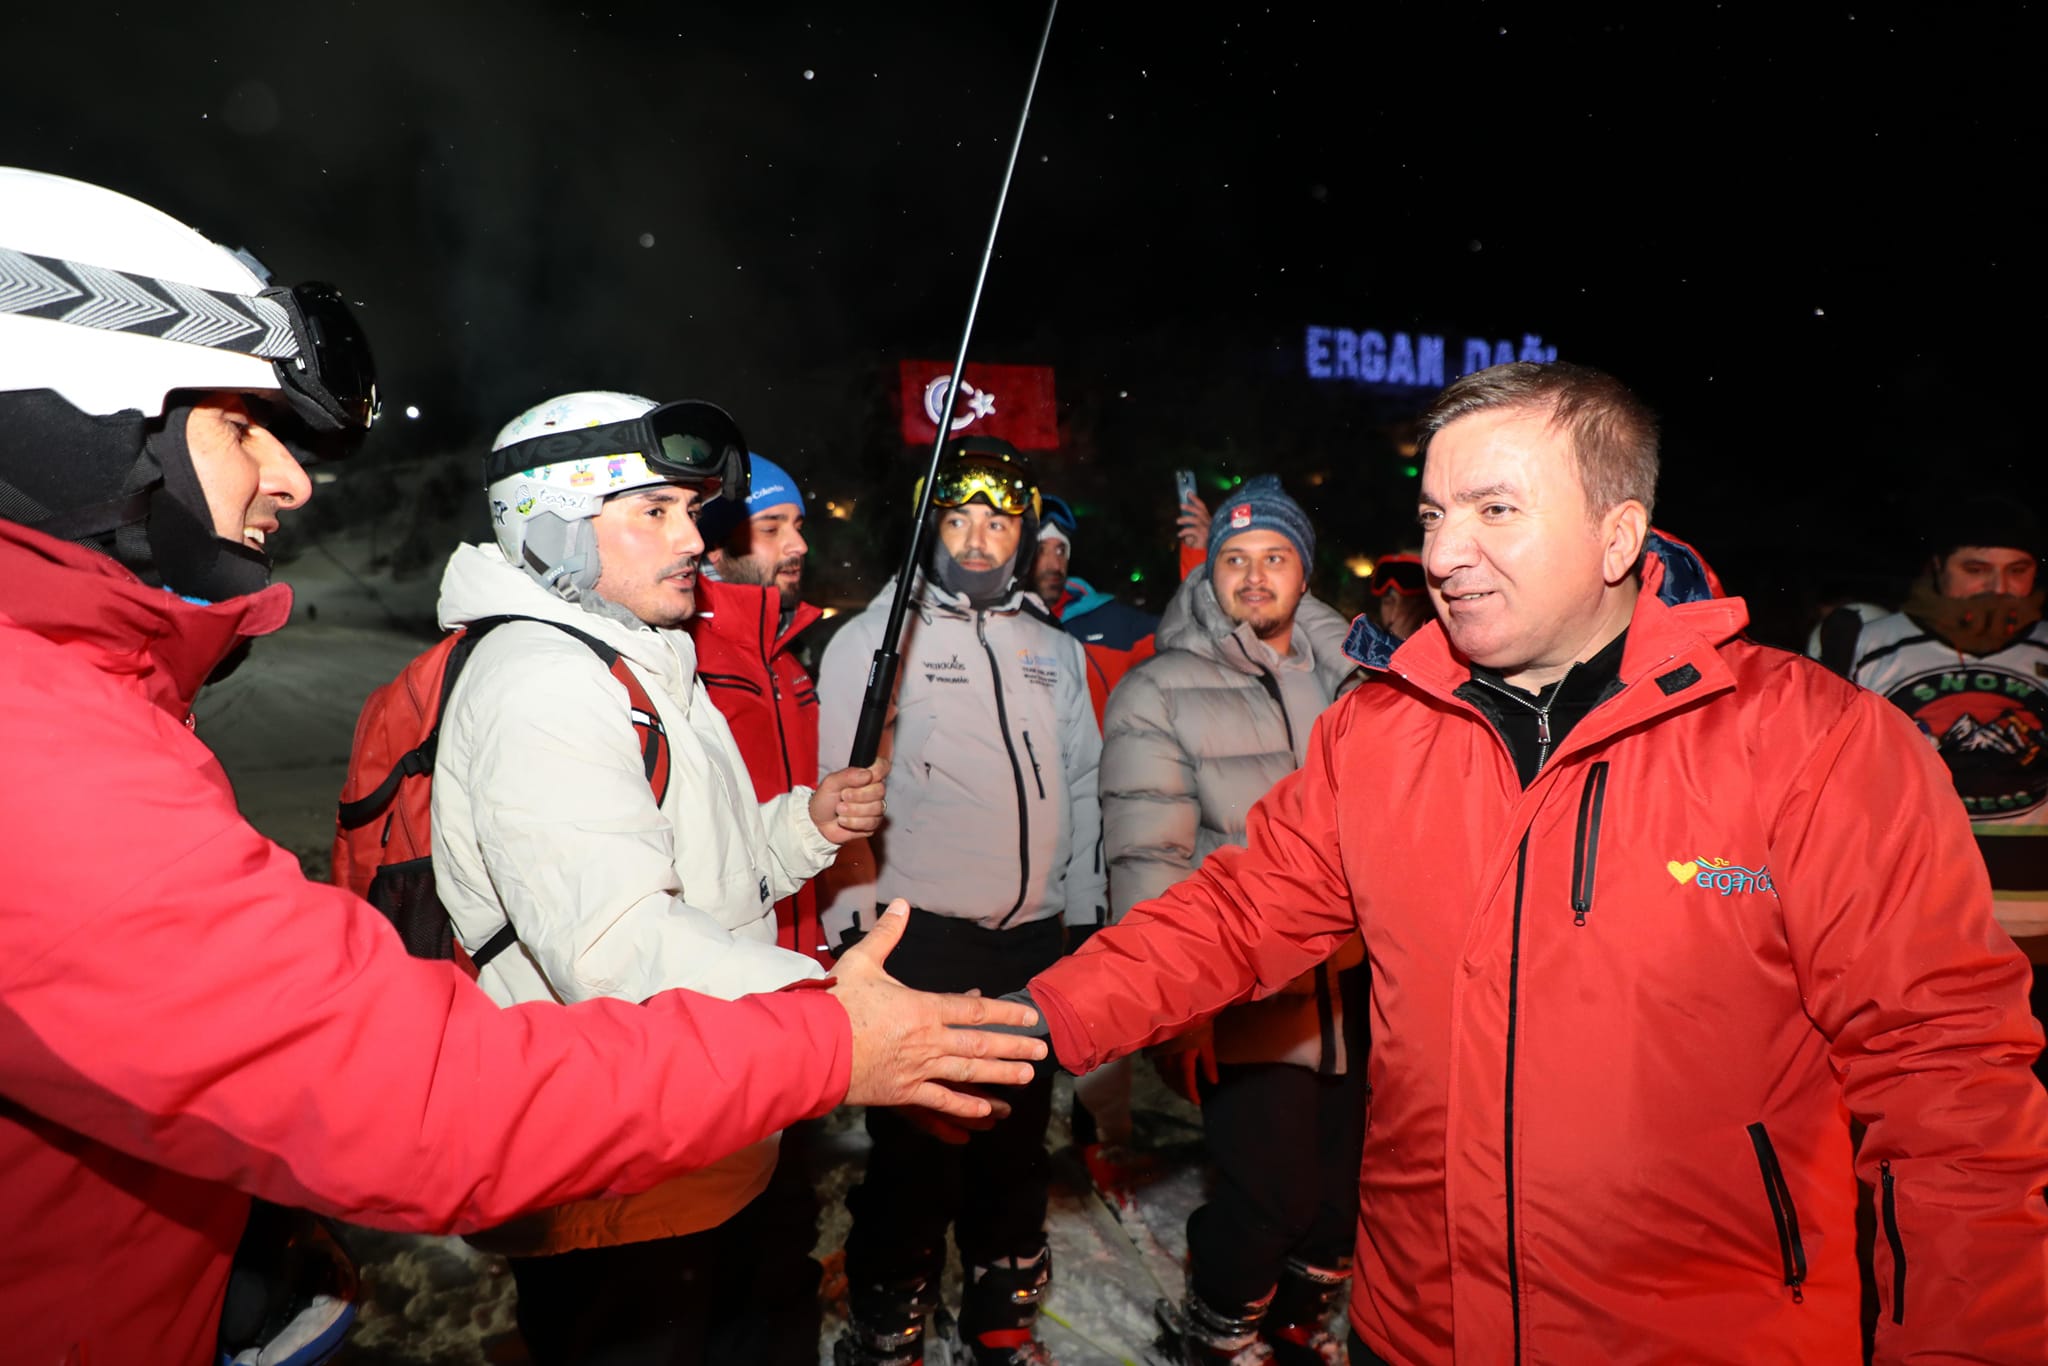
[0,248,299,361]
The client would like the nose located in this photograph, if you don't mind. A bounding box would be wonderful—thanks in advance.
[676,511,704,559]
[785,526,808,560]
[1422,510,1474,583]
[253,426,313,511]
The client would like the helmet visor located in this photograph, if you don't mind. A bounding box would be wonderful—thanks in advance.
[928,454,1038,517]
[483,398,749,500]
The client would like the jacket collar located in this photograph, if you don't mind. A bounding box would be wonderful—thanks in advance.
[0,518,291,719]
[692,574,823,656]
[870,571,1038,622]
[1057,576,1117,619]
[435,541,696,684]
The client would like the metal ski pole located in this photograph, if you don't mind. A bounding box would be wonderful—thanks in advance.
[845,0,1060,768]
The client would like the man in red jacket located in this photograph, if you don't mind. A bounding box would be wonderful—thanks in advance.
[1024,361,2048,1364]
[693,452,829,963]
[0,167,1044,1366]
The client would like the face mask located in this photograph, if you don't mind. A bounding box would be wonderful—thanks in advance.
[1905,573,2045,655]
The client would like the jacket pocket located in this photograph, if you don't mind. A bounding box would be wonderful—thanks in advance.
[1569,761,1609,926]
[1746,1122,1808,1304]
[1879,1159,1905,1325]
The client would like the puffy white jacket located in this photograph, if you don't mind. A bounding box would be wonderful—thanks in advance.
[430,543,832,1251]
[816,575,1106,940]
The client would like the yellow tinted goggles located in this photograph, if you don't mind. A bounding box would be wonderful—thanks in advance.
[924,457,1040,518]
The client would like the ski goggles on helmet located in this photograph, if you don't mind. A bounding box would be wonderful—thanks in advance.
[0,249,379,441]
[923,450,1040,518]
[268,281,379,437]
[1369,554,1427,597]
[482,398,750,499]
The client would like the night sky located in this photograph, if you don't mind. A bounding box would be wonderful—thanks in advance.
[4,2,2034,640]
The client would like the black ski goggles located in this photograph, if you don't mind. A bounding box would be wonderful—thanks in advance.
[482,398,750,499]
[1369,554,1427,597]
[923,451,1040,518]
[0,249,379,443]
[267,281,379,437]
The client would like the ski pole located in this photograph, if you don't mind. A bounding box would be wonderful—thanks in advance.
[846,0,1060,768]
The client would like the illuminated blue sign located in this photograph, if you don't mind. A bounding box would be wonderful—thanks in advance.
[1304,327,1558,389]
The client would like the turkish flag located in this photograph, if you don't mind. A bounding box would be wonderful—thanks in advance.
[897,360,1059,451]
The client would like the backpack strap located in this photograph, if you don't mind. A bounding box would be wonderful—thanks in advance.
[336,616,519,832]
[524,619,672,807]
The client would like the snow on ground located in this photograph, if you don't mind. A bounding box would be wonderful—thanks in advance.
[197,534,1309,1365]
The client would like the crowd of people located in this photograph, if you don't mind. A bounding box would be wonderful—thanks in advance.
[2,167,2043,1366]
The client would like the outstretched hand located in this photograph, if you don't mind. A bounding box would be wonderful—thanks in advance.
[829,900,1046,1118]
[1175,494,1212,549]
[811,757,892,844]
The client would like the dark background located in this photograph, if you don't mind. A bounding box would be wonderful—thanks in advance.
[5,1,2034,641]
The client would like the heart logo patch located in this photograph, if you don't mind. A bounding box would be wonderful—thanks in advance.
[1667,860,1701,884]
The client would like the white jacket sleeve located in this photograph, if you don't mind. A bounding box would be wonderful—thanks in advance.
[1058,633,1108,929]
[759,788,838,901]
[453,642,814,1004]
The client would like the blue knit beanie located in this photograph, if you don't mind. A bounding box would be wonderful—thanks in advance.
[701,452,803,546]
[1207,474,1314,566]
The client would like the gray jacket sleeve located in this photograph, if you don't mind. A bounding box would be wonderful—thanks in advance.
[1098,665,1200,922]
[1059,633,1108,928]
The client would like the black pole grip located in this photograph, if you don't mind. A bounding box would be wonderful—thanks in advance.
[847,646,901,770]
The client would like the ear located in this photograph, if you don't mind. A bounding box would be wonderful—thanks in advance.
[1600,500,1649,586]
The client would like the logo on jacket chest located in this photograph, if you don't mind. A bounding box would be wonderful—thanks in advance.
[1016,650,1060,688]
[1666,854,1774,897]
[921,654,971,685]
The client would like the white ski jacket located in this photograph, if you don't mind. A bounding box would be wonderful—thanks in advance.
[816,574,1106,941]
[430,543,832,1252]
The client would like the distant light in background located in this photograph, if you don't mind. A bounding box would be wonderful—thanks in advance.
[312,470,339,485]
[1346,555,1376,579]
[803,69,815,80]
[1402,464,1420,478]
[1129,569,1144,583]
[820,607,838,618]
[1305,470,1327,486]
[639,232,656,248]
[825,499,853,519]
[404,405,420,419]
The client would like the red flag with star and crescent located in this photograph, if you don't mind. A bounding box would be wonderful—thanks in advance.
[897,360,1059,451]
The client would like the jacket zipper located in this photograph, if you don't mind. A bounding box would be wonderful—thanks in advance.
[977,611,1033,928]
[762,596,794,789]
[1468,666,1573,775]
[1879,1160,1905,1325]
[1253,667,1297,754]
[1745,1123,1808,1304]
[1022,731,1047,798]
[1569,761,1610,926]
[1505,832,1529,1361]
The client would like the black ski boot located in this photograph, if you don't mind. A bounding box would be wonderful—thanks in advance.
[952,1244,1059,1365]
[1153,1286,1277,1365]
[835,1273,939,1366]
[1261,1257,1349,1365]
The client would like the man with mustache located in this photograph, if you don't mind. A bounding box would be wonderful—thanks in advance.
[429,392,891,1364]
[817,436,1107,1366]
[693,452,829,965]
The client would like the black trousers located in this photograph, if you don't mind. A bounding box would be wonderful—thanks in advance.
[508,1124,823,1366]
[1188,963,1370,1309]
[1186,1057,1368,1307]
[843,910,1065,1292]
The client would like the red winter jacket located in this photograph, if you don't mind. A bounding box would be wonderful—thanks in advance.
[688,575,830,965]
[0,521,852,1366]
[1033,584,2048,1364]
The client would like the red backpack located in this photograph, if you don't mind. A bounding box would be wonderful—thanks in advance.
[332,614,671,976]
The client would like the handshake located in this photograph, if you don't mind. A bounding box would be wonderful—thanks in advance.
[825,899,1050,1120]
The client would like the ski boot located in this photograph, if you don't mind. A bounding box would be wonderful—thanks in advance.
[1153,1286,1277,1366]
[834,1273,939,1366]
[1261,1257,1349,1365]
[951,1244,1060,1365]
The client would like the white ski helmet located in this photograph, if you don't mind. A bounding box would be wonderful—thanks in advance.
[485,390,749,599]
[0,167,377,432]
[0,167,378,600]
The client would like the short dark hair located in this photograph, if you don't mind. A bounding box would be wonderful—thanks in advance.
[1419,362,1659,521]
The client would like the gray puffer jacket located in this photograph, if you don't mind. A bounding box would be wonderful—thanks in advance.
[1100,564,1364,1071]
